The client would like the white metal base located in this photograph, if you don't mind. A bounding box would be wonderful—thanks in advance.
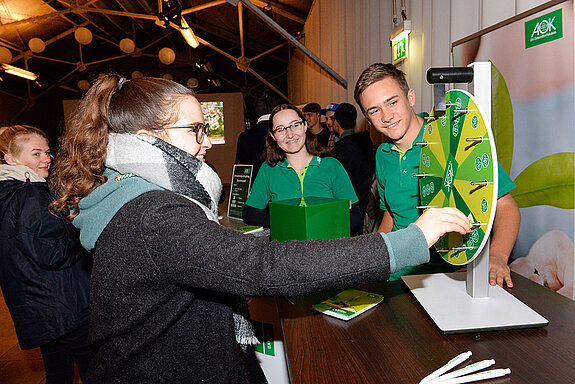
[402,272,548,334]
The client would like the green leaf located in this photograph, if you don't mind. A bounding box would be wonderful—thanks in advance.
[511,152,575,209]
[490,62,514,174]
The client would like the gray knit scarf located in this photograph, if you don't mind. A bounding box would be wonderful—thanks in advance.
[106,133,259,347]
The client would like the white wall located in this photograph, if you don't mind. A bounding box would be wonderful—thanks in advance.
[288,0,552,142]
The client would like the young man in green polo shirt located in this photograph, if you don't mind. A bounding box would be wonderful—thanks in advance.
[354,63,520,287]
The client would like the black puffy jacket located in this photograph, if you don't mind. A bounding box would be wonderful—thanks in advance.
[0,178,91,350]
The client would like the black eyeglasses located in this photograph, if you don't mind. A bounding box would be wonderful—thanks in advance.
[162,122,210,144]
[272,121,304,138]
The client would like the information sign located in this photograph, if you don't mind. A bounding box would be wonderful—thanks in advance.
[227,164,253,219]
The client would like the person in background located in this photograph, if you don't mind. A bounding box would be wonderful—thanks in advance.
[50,74,471,383]
[332,103,376,228]
[302,102,330,147]
[0,125,93,384]
[354,63,520,286]
[235,114,269,181]
[320,102,339,149]
[243,103,364,235]
[236,94,280,181]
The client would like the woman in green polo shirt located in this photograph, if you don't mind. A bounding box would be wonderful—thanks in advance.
[243,104,363,235]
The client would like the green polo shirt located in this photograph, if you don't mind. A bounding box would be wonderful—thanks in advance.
[376,113,516,280]
[246,156,358,209]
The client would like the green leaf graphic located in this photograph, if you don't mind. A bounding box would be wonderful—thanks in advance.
[491,62,514,174]
[511,152,575,209]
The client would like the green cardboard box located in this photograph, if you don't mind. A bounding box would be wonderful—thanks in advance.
[269,197,350,242]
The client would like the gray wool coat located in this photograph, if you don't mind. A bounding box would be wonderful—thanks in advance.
[85,190,420,383]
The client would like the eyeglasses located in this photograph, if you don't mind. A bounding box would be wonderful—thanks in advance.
[272,121,304,138]
[162,122,210,144]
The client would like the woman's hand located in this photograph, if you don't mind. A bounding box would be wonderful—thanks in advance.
[414,208,472,248]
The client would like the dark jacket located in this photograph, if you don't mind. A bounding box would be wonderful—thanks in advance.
[332,130,376,218]
[0,178,91,350]
[235,119,268,181]
[81,190,397,383]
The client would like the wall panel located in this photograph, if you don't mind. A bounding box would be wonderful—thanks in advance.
[482,0,516,28]
[287,0,550,138]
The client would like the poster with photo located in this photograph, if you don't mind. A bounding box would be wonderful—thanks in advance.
[201,101,225,144]
[453,0,574,298]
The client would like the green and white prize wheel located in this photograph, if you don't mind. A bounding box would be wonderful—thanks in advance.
[419,89,498,266]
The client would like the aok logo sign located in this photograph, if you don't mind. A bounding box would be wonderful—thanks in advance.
[525,8,563,48]
[531,15,558,39]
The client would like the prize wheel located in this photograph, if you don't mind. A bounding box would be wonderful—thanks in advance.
[419,89,498,265]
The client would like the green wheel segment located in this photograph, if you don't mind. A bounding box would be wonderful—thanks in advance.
[419,89,498,265]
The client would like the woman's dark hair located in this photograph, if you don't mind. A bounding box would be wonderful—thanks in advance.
[50,73,193,219]
[263,104,331,167]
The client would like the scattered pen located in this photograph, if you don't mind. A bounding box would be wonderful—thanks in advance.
[429,368,511,384]
[427,360,495,384]
[419,351,472,384]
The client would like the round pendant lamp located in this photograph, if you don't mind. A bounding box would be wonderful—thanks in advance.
[158,47,176,65]
[77,79,90,90]
[119,38,135,53]
[0,46,12,63]
[75,28,93,45]
[187,77,199,89]
[28,38,46,53]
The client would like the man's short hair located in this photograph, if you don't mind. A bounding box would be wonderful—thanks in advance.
[302,102,321,113]
[334,103,357,130]
[354,63,410,113]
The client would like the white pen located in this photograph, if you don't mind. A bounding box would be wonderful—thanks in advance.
[428,359,495,384]
[419,351,472,384]
[431,368,511,384]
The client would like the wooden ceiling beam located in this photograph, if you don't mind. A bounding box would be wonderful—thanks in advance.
[181,1,228,15]
[250,0,306,24]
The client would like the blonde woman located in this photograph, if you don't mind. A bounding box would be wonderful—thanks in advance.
[0,125,93,384]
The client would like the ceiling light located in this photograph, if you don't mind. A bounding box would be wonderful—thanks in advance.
[0,63,38,81]
[75,27,93,45]
[159,47,176,65]
[119,38,136,54]
[179,18,199,48]
[78,80,90,90]
[28,38,46,53]
[187,77,199,88]
[195,59,212,72]
[0,47,12,63]
[208,77,221,87]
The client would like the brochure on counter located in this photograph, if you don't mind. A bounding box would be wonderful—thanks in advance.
[312,289,384,321]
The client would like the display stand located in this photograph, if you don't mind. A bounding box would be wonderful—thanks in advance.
[403,62,548,333]
[402,272,548,334]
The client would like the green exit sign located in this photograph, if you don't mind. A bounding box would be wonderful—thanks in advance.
[392,35,408,64]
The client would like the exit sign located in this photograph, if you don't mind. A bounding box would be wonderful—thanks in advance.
[392,35,408,64]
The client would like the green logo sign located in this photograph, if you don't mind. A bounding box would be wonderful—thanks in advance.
[525,8,563,48]
[392,36,407,64]
[253,322,275,356]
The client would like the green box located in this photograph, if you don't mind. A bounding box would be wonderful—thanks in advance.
[269,197,350,242]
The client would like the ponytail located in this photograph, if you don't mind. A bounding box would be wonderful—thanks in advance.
[50,74,123,218]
